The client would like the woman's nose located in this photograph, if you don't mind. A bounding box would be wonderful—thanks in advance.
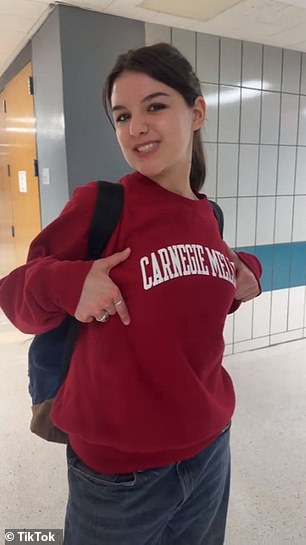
[129,116,148,136]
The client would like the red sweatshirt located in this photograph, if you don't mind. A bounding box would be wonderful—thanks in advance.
[0,172,261,473]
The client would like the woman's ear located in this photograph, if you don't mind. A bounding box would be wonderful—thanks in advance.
[192,96,206,130]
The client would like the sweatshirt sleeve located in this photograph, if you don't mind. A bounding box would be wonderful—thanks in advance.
[228,251,263,314]
[0,182,99,334]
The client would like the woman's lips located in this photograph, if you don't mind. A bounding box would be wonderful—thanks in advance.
[134,141,159,153]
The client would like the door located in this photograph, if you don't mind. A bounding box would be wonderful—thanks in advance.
[0,62,41,277]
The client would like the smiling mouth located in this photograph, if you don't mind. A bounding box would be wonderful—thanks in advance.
[135,142,158,153]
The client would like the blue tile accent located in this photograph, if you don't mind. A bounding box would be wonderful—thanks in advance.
[290,243,306,287]
[236,242,306,292]
[271,244,290,290]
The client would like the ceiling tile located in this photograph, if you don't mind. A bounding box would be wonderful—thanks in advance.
[138,0,244,22]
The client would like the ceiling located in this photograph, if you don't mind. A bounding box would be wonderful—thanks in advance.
[1,0,306,77]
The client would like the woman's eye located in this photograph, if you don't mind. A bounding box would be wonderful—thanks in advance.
[116,113,129,123]
[148,103,166,112]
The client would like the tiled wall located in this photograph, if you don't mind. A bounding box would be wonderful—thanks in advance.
[146,24,306,354]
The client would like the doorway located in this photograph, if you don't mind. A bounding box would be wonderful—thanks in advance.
[0,62,41,277]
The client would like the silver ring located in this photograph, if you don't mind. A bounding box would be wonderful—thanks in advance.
[96,311,109,323]
[114,299,123,307]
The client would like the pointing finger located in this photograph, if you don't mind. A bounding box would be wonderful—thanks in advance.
[113,292,130,325]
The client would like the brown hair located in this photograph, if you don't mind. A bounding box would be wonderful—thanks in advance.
[103,42,206,192]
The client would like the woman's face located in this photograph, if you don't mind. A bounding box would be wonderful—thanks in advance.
[110,71,205,188]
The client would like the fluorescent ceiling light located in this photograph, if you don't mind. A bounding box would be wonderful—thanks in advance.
[138,0,245,22]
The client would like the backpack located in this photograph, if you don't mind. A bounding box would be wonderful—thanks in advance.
[28,181,124,444]
[209,200,224,239]
[27,186,223,444]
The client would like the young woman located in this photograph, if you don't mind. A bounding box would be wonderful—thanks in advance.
[0,43,261,544]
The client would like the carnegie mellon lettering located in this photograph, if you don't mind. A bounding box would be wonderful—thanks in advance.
[139,244,236,290]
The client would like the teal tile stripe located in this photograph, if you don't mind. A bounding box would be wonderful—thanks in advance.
[236,242,306,292]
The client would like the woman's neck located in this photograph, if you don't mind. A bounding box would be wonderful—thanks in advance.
[149,170,198,200]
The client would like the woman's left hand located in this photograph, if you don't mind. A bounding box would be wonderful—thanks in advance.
[224,243,261,302]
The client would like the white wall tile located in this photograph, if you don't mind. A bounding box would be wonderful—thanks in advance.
[220,37,241,86]
[253,291,272,338]
[192,33,306,348]
[277,146,296,195]
[301,53,306,95]
[201,83,218,142]
[270,289,289,334]
[298,95,306,146]
[172,28,196,69]
[274,196,294,243]
[219,86,240,142]
[217,197,237,247]
[224,344,233,356]
[263,46,282,91]
[258,145,278,196]
[260,91,281,145]
[203,143,217,199]
[240,89,261,143]
[242,42,263,89]
[270,329,303,345]
[280,94,299,145]
[288,286,306,331]
[292,196,306,241]
[233,300,253,342]
[236,197,256,246]
[145,23,171,45]
[295,147,306,194]
[197,33,219,84]
[282,49,302,94]
[256,197,275,245]
[238,145,259,196]
[224,313,234,345]
[217,144,239,197]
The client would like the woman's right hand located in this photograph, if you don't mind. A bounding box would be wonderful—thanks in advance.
[74,247,131,325]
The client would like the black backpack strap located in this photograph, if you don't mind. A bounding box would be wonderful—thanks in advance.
[208,200,224,239]
[88,181,124,259]
[59,181,124,383]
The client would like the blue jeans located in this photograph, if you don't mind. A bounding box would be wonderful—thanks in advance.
[64,425,231,545]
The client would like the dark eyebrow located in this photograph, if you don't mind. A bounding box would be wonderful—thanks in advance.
[111,92,170,113]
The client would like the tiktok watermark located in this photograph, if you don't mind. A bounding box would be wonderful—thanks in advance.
[5,530,63,544]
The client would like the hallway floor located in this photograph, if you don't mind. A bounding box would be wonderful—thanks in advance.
[1,311,305,544]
